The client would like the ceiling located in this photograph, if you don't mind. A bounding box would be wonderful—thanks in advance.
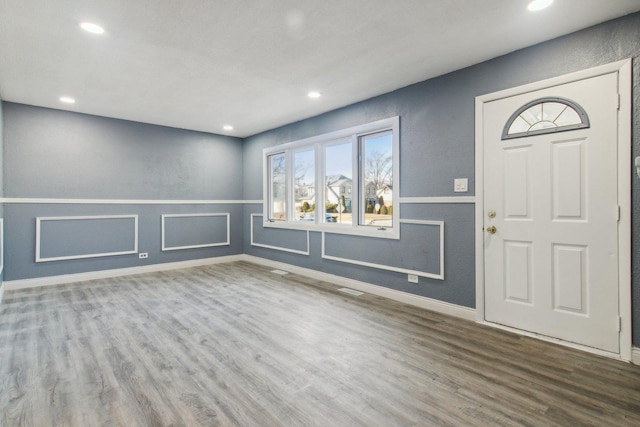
[1,1,639,138]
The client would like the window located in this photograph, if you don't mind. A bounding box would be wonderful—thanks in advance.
[325,139,352,224]
[502,97,589,140]
[267,152,286,221]
[263,117,399,239]
[293,148,315,222]
[360,130,393,228]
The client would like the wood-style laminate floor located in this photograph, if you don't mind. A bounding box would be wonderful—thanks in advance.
[1,261,639,426]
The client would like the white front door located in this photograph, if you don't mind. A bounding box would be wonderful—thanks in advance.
[482,71,621,353]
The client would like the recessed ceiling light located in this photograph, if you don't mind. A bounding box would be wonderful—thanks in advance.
[223,125,234,131]
[527,0,553,11]
[59,96,76,104]
[80,22,105,34]
[307,91,321,99]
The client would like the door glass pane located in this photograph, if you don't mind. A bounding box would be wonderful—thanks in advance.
[503,98,589,140]
[293,148,315,221]
[541,101,566,121]
[555,107,581,127]
[361,131,393,228]
[324,140,352,224]
[269,153,286,221]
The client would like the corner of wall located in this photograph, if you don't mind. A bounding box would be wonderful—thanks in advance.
[0,99,5,286]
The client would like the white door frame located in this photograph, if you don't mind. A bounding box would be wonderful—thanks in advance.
[474,59,632,361]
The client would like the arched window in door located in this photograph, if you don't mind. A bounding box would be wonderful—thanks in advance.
[502,97,589,140]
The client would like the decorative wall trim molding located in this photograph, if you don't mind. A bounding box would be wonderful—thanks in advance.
[632,347,640,365]
[400,196,475,204]
[3,254,246,291]
[0,196,476,205]
[161,213,230,251]
[1,197,256,205]
[244,255,474,321]
[250,213,310,255]
[36,215,139,262]
[321,219,445,280]
[0,218,4,276]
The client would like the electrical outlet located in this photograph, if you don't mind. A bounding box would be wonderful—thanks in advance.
[138,252,148,259]
[454,178,468,192]
[408,274,419,283]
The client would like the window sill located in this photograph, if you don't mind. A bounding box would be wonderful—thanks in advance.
[263,219,400,240]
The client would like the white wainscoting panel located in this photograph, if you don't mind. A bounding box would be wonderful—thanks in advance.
[250,214,310,255]
[161,213,230,251]
[0,218,4,276]
[36,215,139,262]
[322,219,445,280]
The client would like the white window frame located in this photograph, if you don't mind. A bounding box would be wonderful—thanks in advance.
[266,150,287,221]
[263,116,400,239]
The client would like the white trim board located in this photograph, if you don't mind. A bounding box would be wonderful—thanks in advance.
[2,255,246,291]
[474,59,632,362]
[0,254,475,323]
[161,213,230,251]
[1,198,258,205]
[250,213,310,256]
[36,215,139,262]
[244,255,474,321]
[632,348,640,366]
[400,196,475,204]
[321,219,445,280]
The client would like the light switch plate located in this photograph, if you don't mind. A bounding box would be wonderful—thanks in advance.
[454,178,468,192]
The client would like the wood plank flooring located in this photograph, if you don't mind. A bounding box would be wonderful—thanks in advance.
[1,261,639,426]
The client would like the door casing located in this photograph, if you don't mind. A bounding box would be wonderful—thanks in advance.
[474,59,632,361]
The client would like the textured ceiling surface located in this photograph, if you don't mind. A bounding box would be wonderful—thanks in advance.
[1,0,639,137]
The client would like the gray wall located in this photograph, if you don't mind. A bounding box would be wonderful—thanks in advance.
[2,103,245,280]
[0,98,3,198]
[0,100,4,284]
[4,103,243,200]
[243,13,640,344]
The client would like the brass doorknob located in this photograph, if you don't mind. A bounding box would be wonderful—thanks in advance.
[486,225,497,234]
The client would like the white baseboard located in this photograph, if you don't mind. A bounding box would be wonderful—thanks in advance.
[2,255,245,291]
[0,282,4,305]
[242,255,476,321]
[1,253,475,323]
[632,347,640,365]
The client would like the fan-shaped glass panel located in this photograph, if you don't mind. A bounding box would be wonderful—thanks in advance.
[502,97,589,140]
